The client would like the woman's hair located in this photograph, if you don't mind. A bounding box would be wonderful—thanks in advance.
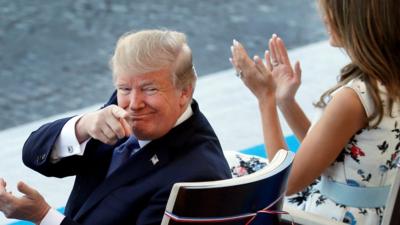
[316,0,400,127]
[110,29,197,89]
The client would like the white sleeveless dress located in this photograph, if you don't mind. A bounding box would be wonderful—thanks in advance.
[226,77,400,224]
[285,77,400,224]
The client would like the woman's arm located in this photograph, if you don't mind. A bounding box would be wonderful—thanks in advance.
[286,87,367,194]
[231,39,287,159]
[278,99,311,141]
[231,36,367,195]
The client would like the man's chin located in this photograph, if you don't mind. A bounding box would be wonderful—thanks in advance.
[131,128,160,140]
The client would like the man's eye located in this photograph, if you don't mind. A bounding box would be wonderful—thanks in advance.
[118,88,131,95]
[144,87,158,95]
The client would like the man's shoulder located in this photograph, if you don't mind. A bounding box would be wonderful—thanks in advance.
[170,134,231,178]
[180,100,217,135]
[102,90,118,107]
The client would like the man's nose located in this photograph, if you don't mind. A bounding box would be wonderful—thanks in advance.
[129,90,145,110]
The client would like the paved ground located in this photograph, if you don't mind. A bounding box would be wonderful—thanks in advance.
[0,0,326,131]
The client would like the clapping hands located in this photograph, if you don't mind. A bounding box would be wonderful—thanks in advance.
[230,34,302,104]
[230,39,275,101]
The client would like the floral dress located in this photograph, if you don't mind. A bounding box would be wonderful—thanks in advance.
[226,78,400,225]
[285,78,400,225]
[224,151,267,178]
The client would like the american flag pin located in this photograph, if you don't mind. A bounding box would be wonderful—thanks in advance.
[150,154,159,165]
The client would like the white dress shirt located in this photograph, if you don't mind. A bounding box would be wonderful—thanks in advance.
[40,105,193,225]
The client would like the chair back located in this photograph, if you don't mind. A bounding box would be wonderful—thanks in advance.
[162,150,295,225]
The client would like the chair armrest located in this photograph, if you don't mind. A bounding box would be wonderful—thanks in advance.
[281,205,347,225]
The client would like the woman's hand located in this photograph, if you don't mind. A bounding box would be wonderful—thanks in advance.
[267,34,302,105]
[230,39,276,101]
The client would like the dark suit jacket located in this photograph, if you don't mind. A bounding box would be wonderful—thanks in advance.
[22,92,232,225]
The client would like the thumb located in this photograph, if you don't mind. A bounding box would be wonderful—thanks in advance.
[294,61,302,82]
[0,178,6,187]
[17,181,37,198]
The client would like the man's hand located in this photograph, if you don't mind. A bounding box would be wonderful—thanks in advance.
[76,105,132,145]
[0,178,50,224]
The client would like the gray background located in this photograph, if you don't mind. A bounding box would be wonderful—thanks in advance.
[0,0,327,130]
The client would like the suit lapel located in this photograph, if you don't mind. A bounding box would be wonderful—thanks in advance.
[73,140,171,220]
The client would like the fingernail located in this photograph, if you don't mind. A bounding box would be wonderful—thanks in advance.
[229,57,233,63]
[265,50,269,55]
[272,33,277,38]
[230,45,234,53]
[233,39,238,46]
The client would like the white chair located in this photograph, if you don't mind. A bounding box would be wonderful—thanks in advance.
[161,150,295,225]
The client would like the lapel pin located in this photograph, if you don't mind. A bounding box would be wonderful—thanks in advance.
[150,154,159,165]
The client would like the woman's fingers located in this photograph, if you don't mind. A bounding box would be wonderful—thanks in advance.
[264,50,273,71]
[253,55,268,75]
[233,39,249,65]
[269,36,279,66]
[294,60,302,82]
[273,34,287,65]
[231,39,254,75]
[277,37,291,66]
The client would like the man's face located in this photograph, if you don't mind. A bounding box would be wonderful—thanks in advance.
[116,69,190,140]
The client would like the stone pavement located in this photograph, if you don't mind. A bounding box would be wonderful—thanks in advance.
[0,40,350,224]
[0,0,326,131]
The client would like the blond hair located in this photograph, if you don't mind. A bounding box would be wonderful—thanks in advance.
[316,0,400,127]
[110,29,197,89]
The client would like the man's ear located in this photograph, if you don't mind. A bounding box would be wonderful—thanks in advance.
[179,84,193,107]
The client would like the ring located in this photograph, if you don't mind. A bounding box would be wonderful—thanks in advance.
[271,60,279,67]
[236,70,243,79]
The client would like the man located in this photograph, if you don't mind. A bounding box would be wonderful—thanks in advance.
[0,29,231,225]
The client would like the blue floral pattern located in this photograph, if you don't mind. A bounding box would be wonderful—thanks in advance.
[224,151,267,178]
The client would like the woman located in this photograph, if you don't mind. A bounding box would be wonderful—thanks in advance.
[230,0,400,224]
